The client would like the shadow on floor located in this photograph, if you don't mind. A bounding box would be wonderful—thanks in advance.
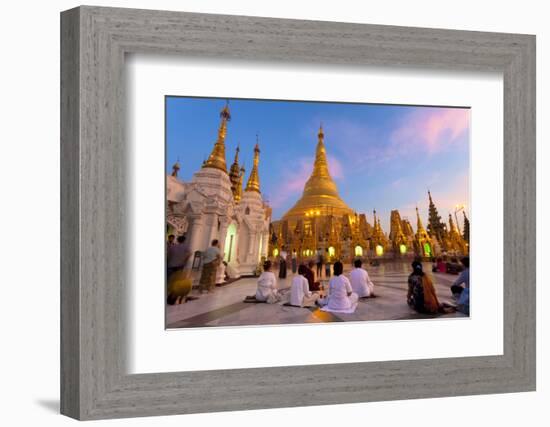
[35,399,59,414]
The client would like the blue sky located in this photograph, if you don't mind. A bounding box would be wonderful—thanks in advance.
[166,97,470,232]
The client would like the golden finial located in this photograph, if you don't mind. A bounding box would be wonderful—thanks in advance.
[229,145,243,201]
[245,136,261,193]
[448,213,458,233]
[171,158,180,177]
[203,101,230,172]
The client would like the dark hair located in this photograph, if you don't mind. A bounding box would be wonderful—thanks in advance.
[437,257,443,262]
[451,257,458,263]
[177,235,185,243]
[263,260,272,271]
[354,259,362,268]
[333,261,343,276]
[211,239,219,246]
[461,256,470,268]
[411,260,424,276]
[308,260,315,268]
[168,234,175,239]
[298,264,308,275]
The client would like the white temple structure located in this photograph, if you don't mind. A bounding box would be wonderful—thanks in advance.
[166,103,271,276]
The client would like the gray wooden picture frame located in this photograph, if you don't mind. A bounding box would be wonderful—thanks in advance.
[60,5,536,420]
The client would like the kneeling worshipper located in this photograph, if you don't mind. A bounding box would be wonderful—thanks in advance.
[305,260,320,291]
[255,260,280,304]
[319,261,358,313]
[349,259,375,298]
[407,260,445,314]
[290,265,320,307]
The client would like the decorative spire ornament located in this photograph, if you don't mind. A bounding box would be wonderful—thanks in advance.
[229,145,242,201]
[202,101,230,172]
[245,135,261,193]
[171,158,180,177]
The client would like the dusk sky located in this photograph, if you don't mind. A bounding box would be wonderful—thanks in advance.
[166,97,470,232]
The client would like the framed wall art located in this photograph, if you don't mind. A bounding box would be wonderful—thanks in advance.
[61,5,535,420]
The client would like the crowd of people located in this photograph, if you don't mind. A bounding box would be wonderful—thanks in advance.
[166,234,470,316]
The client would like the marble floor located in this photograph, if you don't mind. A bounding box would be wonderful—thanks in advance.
[166,261,467,329]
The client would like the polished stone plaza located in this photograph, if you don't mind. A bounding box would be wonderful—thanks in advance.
[166,261,467,329]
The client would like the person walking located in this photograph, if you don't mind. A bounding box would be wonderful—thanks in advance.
[198,239,222,293]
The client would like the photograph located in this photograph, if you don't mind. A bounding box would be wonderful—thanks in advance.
[165,97,471,328]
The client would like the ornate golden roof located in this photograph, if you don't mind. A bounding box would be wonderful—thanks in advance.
[245,140,261,193]
[203,103,231,173]
[416,206,427,234]
[281,125,354,222]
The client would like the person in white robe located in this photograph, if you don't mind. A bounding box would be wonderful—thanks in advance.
[320,261,358,312]
[255,260,280,304]
[216,261,227,285]
[290,265,319,307]
[349,259,375,298]
[225,262,240,279]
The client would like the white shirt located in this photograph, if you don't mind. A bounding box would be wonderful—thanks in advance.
[256,271,278,301]
[349,267,374,298]
[290,275,311,307]
[327,275,354,310]
[202,246,221,264]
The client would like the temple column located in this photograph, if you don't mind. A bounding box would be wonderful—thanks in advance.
[218,216,231,259]
[184,214,204,269]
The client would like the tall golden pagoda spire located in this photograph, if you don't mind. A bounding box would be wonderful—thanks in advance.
[282,125,354,222]
[202,102,230,172]
[448,213,459,235]
[416,206,426,233]
[245,136,261,193]
[229,145,243,201]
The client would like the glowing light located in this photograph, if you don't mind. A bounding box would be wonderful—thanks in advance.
[423,243,432,256]
[328,246,335,257]
[399,244,407,254]
[375,245,384,256]
[354,245,363,256]
[273,248,279,257]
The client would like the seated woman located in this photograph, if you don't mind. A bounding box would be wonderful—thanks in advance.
[304,260,320,291]
[349,258,375,298]
[255,260,280,304]
[290,265,319,307]
[320,261,358,312]
[407,260,442,314]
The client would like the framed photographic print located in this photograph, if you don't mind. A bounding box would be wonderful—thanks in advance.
[61,5,536,420]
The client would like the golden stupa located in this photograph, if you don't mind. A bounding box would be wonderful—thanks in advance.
[281,125,354,224]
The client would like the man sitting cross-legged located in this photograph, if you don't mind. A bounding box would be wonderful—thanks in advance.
[290,265,320,307]
[349,258,375,298]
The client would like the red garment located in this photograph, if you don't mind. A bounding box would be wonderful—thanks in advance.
[304,267,320,291]
[437,261,447,273]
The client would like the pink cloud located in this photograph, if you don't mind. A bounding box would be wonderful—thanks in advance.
[391,108,470,154]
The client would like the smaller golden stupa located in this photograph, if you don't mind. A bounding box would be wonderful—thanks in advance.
[202,102,231,173]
